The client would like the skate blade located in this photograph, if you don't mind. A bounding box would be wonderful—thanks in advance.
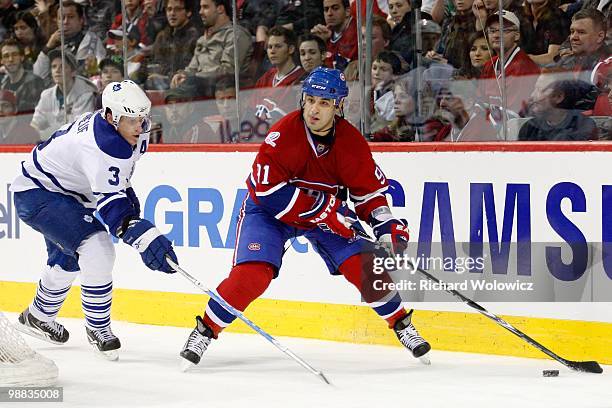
[180,358,195,372]
[418,354,431,365]
[91,346,119,361]
[13,322,66,345]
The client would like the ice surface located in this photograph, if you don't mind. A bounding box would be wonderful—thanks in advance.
[2,312,610,408]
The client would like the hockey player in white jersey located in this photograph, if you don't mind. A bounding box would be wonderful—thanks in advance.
[10,80,178,360]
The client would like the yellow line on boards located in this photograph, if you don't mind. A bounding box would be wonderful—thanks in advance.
[1,281,610,364]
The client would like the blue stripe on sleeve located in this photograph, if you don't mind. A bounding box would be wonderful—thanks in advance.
[95,191,127,208]
[255,183,300,216]
[97,197,138,237]
[21,162,47,190]
[32,148,90,203]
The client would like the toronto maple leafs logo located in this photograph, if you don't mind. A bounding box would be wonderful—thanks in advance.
[83,215,93,223]
[113,83,122,92]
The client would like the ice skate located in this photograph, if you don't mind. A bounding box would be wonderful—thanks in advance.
[394,310,431,365]
[86,327,121,361]
[180,316,214,372]
[16,307,69,345]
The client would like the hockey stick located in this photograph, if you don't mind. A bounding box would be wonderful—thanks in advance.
[352,227,604,374]
[165,257,331,385]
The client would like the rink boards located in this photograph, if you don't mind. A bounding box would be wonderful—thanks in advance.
[0,143,611,364]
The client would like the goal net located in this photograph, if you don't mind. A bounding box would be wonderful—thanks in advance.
[0,311,58,386]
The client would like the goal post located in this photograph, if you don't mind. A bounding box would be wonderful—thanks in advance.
[0,311,58,387]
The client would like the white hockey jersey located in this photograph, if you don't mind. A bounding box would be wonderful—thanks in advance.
[11,110,149,232]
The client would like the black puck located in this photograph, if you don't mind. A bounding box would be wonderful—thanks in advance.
[543,370,559,377]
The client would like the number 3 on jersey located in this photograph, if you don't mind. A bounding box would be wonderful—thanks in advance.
[108,166,120,186]
[256,164,270,184]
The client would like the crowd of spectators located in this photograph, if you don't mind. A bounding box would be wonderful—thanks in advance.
[0,0,608,144]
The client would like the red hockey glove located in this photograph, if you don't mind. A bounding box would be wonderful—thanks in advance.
[372,218,410,256]
[298,193,356,240]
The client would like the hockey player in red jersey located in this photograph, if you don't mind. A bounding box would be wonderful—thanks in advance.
[180,67,431,368]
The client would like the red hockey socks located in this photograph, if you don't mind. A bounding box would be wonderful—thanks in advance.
[203,262,275,338]
[339,254,407,328]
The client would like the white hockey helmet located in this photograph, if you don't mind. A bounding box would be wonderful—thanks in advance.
[102,80,151,129]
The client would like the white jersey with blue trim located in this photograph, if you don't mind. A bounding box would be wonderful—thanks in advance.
[10,110,149,212]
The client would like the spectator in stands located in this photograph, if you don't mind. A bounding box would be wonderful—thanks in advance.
[0,39,44,113]
[372,73,421,142]
[31,50,97,140]
[479,10,540,113]
[419,20,446,69]
[0,90,39,144]
[31,0,58,40]
[370,51,402,133]
[214,75,238,142]
[388,0,412,27]
[252,26,304,125]
[388,0,416,66]
[298,34,326,75]
[431,0,477,70]
[256,26,304,89]
[276,0,324,35]
[311,0,357,71]
[84,0,117,40]
[107,28,145,82]
[555,9,609,82]
[108,0,151,47]
[435,79,497,140]
[171,0,253,98]
[456,32,493,78]
[482,0,529,44]
[561,0,611,30]
[0,0,17,43]
[599,70,612,139]
[522,0,570,65]
[143,0,168,42]
[239,0,282,42]
[33,1,106,82]
[472,0,488,31]
[146,0,201,90]
[589,56,612,116]
[350,0,387,25]
[94,55,124,109]
[12,11,45,70]
[519,78,599,140]
[344,15,391,81]
[162,86,216,143]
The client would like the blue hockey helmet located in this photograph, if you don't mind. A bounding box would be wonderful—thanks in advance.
[302,67,349,106]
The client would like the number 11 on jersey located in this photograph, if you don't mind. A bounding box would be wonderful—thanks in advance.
[256,164,270,185]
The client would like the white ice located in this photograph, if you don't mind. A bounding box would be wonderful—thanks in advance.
[3,312,610,408]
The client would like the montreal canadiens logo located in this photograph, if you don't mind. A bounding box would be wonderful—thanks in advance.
[339,72,346,81]
[248,242,261,251]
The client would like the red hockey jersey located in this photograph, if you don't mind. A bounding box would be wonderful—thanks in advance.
[247,110,389,227]
[255,66,305,89]
[479,47,540,113]
[325,17,359,70]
